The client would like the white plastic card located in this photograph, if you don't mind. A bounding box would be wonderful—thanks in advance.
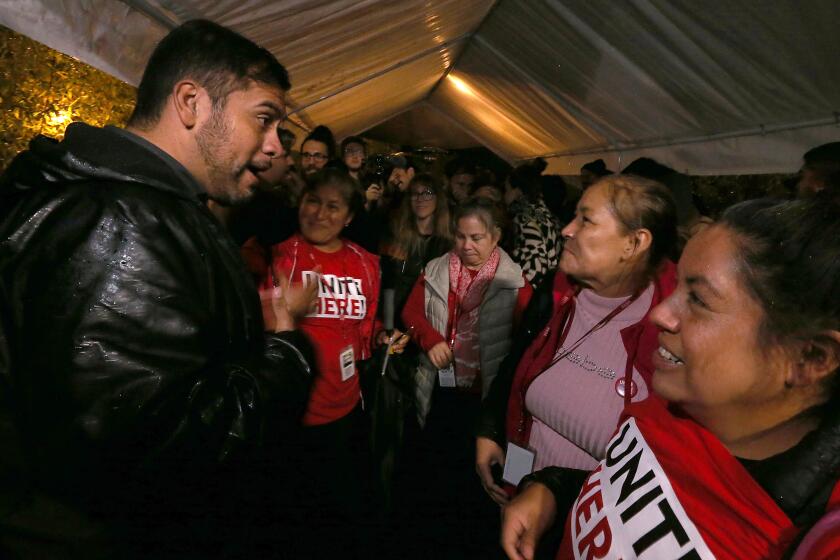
[438,365,456,387]
[340,345,355,381]
[503,442,535,486]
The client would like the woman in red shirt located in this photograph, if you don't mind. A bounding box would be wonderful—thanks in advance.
[262,168,405,557]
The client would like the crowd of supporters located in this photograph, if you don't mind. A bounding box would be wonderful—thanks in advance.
[2,18,840,560]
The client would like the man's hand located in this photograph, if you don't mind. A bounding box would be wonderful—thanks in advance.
[261,268,319,333]
[365,184,383,204]
[427,341,453,369]
[476,437,509,505]
[501,482,557,560]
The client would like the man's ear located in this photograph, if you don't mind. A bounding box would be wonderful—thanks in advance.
[407,167,416,182]
[787,331,840,388]
[172,80,202,129]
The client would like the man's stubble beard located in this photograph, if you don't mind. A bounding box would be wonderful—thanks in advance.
[196,108,251,207]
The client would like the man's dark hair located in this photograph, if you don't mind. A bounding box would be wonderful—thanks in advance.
[303,125,337,160]
[128,19,290,128]
[581,158,612,176]
[341,136,366,156]
[803,141,840,195]
[445,158,476,179]
[509,160,544,202]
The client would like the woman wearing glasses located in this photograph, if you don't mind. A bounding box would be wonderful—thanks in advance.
[381,174,453,324]
[398,196,533,557]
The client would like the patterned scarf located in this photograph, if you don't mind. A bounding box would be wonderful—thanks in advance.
[448,248,501,391]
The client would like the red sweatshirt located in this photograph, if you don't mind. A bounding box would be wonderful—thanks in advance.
[265,234,380,426]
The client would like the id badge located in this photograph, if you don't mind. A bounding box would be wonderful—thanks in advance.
[437,364,456,387]
[502,442,535,486]
[339,345,355,381]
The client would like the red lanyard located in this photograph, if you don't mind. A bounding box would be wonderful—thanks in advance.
[447,268,475,350]
[544,287,643,371]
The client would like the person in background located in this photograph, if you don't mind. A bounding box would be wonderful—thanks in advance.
[501,197,840,560]
[473,169,505,202]
[796,141,840,200]
[506,160,562,288]
[623,157,711,249]
[0,19,315,559]
[541,174,573,227]
[476,175,678,557]
[400,197,533,558]
[445,158,477,204]
[579,158,612,189]
[387,153,418,195]
[341,135,366,182]
[300,124,336,177]
[261,168,406,558]
[381,173,454,324]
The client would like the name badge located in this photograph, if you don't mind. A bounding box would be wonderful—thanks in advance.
[340,345,355,381]
[438,365,456,387]
[502,442,535,486]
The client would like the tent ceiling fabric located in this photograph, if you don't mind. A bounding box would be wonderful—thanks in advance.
[364,102,480,150]
[3,0,839,174]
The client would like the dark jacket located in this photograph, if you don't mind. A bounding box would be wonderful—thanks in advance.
[0,124,313,558]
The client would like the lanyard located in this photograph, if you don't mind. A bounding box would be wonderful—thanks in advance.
[544,287,643,371]
[447,266,476,350]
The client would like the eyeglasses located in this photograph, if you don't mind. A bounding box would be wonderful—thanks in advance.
[344,147,365,157]
[301,152,328,161]
[410,190,435,201]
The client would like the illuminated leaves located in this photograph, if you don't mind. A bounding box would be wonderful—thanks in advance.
[0,25,136,168]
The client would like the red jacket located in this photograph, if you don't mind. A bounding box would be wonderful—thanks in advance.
[505,262,677,447]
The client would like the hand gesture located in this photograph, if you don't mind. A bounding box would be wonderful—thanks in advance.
[260,267,320,333]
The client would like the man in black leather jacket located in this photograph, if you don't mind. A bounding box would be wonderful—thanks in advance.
[0,20,314,559]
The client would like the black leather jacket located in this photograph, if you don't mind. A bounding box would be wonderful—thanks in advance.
[0,124,313,558]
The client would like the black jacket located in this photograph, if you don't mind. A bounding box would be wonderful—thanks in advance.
[0,124,313,558]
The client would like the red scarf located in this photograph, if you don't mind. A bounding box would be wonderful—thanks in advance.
[557,398,800,560]
[448,248,500,391]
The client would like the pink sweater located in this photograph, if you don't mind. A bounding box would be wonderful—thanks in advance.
[525,284,654,471]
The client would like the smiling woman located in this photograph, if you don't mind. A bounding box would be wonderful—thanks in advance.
[258,168,404,556]
[502,197,840,560]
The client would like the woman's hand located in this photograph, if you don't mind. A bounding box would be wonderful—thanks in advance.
[427,341,453,369]
[376,329,410,354]
[475,437,509,505]
[501,482,558,560]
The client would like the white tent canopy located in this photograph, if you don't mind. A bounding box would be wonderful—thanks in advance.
[3,0,839,174]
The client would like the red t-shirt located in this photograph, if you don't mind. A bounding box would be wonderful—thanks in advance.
[266,234,380,426]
